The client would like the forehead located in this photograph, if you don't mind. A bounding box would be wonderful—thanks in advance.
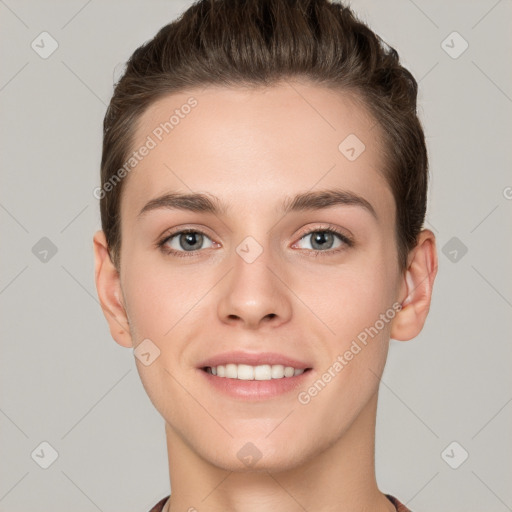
[121,81,394,226]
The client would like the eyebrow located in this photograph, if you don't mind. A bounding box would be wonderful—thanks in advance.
[137,188,377,220]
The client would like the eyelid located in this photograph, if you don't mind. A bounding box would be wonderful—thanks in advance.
[157,224,216,244]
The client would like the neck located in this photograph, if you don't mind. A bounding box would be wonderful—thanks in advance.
[164,392,395,512]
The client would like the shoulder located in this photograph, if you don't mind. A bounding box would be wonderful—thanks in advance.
[385,494,413,512]
[147,495,170,512]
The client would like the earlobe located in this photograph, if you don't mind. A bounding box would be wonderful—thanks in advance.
[93,230,133,348]
[390,230,438,341]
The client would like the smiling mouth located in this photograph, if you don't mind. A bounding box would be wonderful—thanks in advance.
[201,364,313,381]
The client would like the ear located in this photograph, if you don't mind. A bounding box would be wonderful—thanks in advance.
[390,229,438,341]
[93,230,133,348]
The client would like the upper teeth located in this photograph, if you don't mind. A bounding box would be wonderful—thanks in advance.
[206,364,305,380]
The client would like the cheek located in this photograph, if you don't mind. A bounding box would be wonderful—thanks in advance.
[299,258,395,341]
[121,252,205,339]
[120,257,204,417]
[295,269,394,435]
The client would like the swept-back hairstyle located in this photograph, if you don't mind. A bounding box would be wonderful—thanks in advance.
[100,0,428,272]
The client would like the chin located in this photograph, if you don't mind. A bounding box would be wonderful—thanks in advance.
[210,452,306,474]
[201,435,318,474]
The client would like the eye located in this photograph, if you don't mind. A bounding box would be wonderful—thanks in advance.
[158,229,215,257]
[157,225,353,258]
[293,226,353,255]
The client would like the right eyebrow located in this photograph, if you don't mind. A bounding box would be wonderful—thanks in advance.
[137,192,228,220]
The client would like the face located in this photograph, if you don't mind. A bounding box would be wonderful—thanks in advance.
[114,82,405,472]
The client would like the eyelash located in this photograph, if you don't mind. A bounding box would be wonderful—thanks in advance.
[156,225,354,259]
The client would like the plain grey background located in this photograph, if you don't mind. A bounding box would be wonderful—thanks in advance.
[1,0,511,511]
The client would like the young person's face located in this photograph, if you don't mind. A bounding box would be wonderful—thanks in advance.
[95,82,435,472]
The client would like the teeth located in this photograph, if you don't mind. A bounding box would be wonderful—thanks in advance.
[205,364,306,380]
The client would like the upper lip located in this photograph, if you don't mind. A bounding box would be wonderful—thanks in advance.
[198,351,313,370]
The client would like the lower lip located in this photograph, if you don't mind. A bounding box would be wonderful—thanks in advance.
[198,368,313,400]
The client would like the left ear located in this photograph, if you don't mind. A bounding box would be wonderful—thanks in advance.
[390,229,438,341]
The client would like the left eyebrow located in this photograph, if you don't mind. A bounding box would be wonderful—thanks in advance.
[281,188,377,219]
[137,188,377,220]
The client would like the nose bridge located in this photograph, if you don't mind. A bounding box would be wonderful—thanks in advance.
[233,234,274,289]
[217,233,292,328]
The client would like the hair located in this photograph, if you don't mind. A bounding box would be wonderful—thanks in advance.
[100,0,428,273]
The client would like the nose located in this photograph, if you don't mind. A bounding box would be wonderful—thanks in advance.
[217,248,293,330]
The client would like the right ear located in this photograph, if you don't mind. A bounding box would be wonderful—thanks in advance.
[93,230,133,348]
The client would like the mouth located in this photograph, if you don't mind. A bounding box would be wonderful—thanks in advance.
[201,364,313,381]
[196,351,314,400]
[198,362,314,401]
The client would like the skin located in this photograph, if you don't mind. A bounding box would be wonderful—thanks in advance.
[93,81,437,512]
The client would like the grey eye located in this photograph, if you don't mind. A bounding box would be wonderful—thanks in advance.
[164,231,214,252]
[297,230,344,251]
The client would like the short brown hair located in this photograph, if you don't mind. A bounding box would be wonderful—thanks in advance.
[100,0,428,272]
